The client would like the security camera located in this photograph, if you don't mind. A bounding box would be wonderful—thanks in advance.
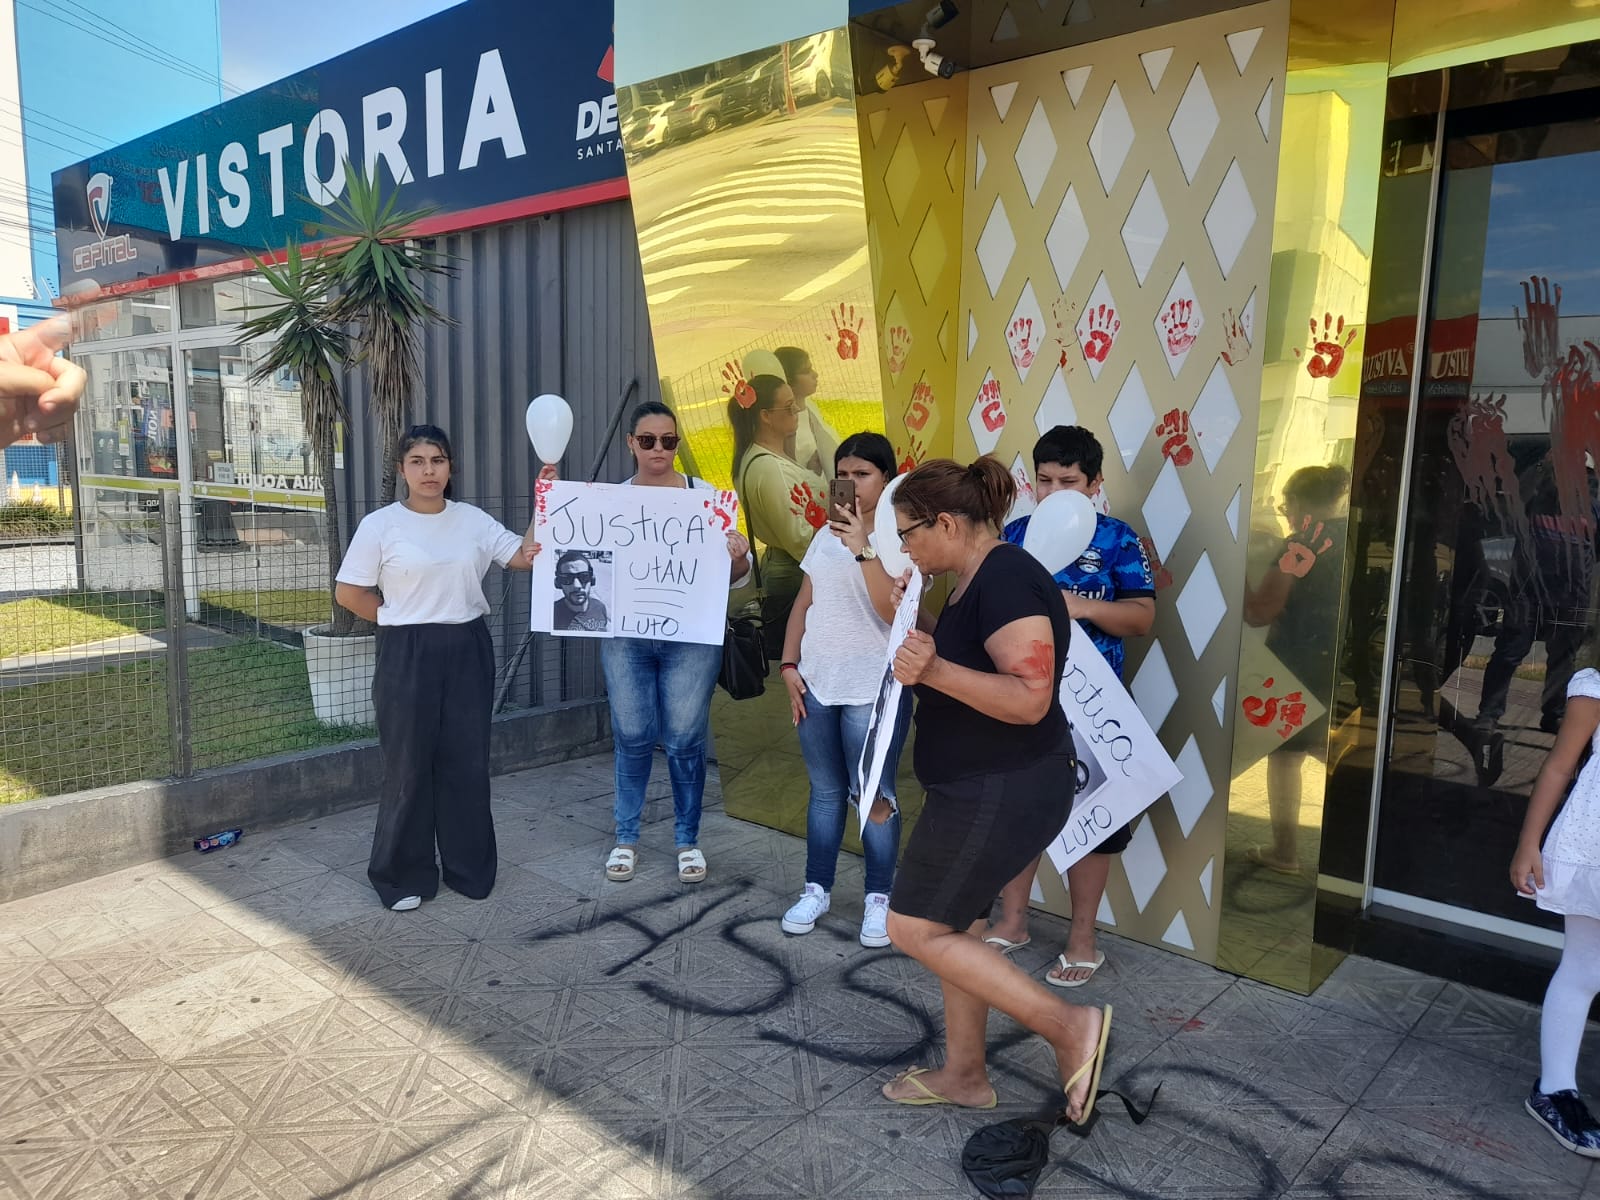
[912,37,958,78]
[924,1,958,30]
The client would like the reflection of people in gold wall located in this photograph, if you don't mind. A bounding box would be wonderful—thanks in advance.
[730,374,829,655]
[1243,465,1350,874]
[774,346,840,477]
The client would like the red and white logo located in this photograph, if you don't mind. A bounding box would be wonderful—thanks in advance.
[73,171,137,273]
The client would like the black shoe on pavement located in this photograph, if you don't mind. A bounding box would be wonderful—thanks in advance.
[1526,1084,1600,1157]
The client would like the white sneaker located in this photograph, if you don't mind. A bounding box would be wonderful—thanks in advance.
[781,883,830,934]
[860,893,891,947]
[391,896,421,912]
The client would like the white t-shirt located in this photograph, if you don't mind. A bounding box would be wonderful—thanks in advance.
[627,472,753,589]
[797,525,890,706]
[337,501,524,626]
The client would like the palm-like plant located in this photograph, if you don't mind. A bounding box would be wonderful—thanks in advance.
[235,242,361,633]
[322,161,453,505]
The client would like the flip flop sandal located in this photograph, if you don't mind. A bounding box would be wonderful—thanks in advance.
[1063,1003,1113,1129]
[1046,950,1105,988]
[605,846,636,881]
[677,848,707,883]
[883,1067,998,1109]
[1245,846,1302,875]
[982,935,1032,955]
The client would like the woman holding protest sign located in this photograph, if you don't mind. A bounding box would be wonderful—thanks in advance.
[554,401,752,885]
[728,373,830,656]
[777,432,909,948]
[880,456,1110,1126]
[334,425,537,912]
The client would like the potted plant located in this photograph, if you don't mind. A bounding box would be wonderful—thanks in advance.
[235,163,450,725]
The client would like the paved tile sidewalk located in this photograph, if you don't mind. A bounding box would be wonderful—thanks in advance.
[1,752,1597,1199]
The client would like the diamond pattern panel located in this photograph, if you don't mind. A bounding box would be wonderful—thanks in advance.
[955,5,1286,965]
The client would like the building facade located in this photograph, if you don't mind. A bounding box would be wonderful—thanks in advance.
[53,0,1600,998]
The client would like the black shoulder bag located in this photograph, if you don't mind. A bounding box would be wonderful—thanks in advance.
[706,471,767,700]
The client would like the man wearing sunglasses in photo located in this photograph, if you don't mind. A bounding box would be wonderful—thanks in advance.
[552,551,608,632]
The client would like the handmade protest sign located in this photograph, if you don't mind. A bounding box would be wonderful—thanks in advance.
[1044,620,1183,876]
[856,570,923,833]
[530,479,739,646]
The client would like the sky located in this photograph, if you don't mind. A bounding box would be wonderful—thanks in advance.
[219,0,464,94]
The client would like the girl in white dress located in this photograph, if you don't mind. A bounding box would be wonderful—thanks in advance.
[1512,667,1600,1156]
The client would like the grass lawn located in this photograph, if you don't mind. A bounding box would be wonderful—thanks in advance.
[0,591,166,660]
[200,588,331,630]
[0,638,372,805]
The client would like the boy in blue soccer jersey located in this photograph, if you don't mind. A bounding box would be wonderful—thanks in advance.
[984,425,1156,987]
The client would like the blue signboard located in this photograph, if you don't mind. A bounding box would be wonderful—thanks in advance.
[53,0,623,293]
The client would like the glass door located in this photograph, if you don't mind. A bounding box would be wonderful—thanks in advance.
[1372,94,1600,937]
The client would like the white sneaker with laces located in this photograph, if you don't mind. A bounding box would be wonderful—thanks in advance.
[860,892,891,947]
[781,883,830,934]
[391,895,421,912]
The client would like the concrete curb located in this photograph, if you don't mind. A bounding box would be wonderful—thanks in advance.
[0,699,611,903]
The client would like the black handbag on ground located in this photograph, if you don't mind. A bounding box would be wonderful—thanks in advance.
[709,472,768,700]
[961,1086,1160,1199]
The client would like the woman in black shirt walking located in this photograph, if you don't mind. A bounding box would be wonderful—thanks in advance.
[882,457,1110,1126]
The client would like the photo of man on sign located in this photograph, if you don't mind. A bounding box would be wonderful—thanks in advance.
[552,549,613,634]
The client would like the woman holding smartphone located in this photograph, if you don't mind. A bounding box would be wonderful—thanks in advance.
[778,432,909,948]
[334,425,536,912]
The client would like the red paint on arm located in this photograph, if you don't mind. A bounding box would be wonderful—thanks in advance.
[1017,639,1055,689]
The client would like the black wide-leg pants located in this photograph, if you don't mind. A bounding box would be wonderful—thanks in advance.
[368,619,498,907]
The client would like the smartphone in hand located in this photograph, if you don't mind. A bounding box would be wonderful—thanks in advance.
[828,477,856,520]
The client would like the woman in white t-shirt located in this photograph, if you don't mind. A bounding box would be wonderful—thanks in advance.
[777,432,910,948]
[334,425,536,912]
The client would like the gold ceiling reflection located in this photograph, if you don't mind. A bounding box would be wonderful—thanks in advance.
[619,30,886,492]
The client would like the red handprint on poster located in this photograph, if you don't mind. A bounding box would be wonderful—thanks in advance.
[976,377,1006,433]
[1159,299,1200,356]
[1007,317,1039,371]
[1243,677,1307,740]
[887,325,912,375]
[1295,313,1357,379]
[829,303,864,360]
[904,380,933,432]
[1156,408,1194,467]
[721,361,755,408]
[1219,307,1251,366]
[702,491,739,533]
[1082,304,1120,364]
[1050,296,1079,371]
[1278,516,1333,578]
[791,481,828,529]
[897,435,926,475]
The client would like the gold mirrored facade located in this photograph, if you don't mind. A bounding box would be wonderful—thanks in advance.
[619,0,1600,993]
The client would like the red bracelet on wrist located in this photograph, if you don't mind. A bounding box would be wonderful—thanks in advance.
[779,662,798,674]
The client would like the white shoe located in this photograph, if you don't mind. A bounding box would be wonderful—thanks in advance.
[391,896,421,912]
[860,892,891,947]
[781,883,830,934]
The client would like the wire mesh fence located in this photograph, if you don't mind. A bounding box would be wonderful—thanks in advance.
[0,490,601,806]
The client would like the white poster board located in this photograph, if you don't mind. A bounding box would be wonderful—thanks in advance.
[856,571,923,833]
[1044,620,1183,875]
[530,479,738,646]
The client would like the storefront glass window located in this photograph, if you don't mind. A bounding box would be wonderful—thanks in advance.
[177,276,279,328]
[76,347,178,481]
[71,291,175,343]
[184,342,319,500]
[1372,92,1600,932]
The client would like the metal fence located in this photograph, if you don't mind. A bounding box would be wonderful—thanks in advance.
[0,490,602,806]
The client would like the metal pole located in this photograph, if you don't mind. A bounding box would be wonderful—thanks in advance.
[1361,79,1450,910]
[161,491,193,778]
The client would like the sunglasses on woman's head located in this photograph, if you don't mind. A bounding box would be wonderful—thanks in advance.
[633,434,680,450]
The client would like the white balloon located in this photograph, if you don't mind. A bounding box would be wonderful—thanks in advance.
[525,394,573,465]
[873,473,914,580]
[1021,488,1096,574]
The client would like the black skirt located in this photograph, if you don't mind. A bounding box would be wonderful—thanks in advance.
[890,736,1076,928]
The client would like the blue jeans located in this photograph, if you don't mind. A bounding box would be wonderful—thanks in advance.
[795,691,910,895]
[601,637,722,847]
